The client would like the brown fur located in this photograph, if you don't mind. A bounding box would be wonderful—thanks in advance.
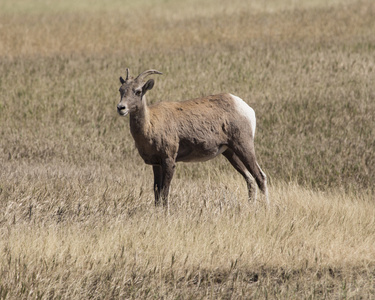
[117,69,268,207]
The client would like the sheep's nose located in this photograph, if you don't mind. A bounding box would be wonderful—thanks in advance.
[117,104,126,111]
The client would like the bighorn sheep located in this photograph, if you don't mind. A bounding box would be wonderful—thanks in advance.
[117,69,269,207]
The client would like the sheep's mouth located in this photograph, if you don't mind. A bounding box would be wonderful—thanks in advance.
[117,109,129,117]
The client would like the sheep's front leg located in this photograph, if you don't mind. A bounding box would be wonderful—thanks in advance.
[160,158,176,208]
[153,165,163,206]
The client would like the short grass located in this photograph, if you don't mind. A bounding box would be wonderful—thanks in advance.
[1,0,375,298]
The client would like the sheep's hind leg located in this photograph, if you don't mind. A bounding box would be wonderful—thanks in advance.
[255,162,269,204]
[228,143,269,204]
[235,150,268,204]
[222,148,257,201]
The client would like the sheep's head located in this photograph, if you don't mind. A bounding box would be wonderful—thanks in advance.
[117,69,162,116]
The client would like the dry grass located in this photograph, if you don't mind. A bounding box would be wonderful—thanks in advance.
[1,172,375,298]
[1,0,375,298]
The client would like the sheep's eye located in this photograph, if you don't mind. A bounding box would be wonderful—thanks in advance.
[135,90,142,96]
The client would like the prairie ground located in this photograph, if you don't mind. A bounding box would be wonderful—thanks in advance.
[0,0,374,298]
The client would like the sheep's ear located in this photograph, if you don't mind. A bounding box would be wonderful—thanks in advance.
[120,77,125,84]
[142,79,154,95]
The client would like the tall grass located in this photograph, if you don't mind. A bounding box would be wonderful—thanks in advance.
[0,0,375,298]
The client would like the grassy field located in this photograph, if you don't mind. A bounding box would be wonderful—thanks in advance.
[1,0,375,298]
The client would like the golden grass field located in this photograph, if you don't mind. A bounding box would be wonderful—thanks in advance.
[1,0,375,298]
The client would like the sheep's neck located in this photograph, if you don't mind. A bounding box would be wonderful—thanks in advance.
[129,97,150,138]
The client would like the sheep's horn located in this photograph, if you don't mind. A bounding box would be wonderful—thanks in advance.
[125,68,129,81]
[135,69,162,81]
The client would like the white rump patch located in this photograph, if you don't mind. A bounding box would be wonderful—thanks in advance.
[230,94,256,137]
